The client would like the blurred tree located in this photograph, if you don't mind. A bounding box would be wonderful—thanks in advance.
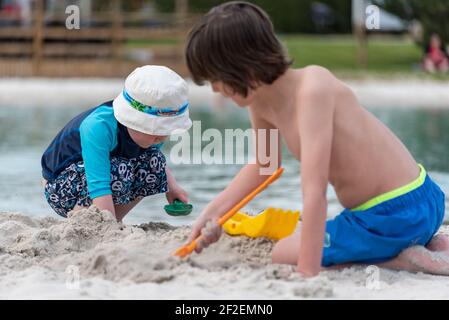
[374,0,449,50]
[153,0,352,33]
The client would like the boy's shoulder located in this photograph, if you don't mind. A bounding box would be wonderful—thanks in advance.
[296,65,341,102]
[79,102,117,135]
[299,65,336,91]
[302,64,332,76]
[293,66,343,119]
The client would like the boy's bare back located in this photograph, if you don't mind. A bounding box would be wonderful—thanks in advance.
[250,65,419,210]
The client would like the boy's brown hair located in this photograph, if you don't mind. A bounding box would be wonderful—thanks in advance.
[185,1,292,97]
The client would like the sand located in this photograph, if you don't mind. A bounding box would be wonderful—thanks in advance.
[0,206,449,300]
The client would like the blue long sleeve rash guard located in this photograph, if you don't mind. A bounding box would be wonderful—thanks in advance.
[41,101,163,199]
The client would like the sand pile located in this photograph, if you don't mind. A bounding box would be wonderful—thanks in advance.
[0,207,448,299]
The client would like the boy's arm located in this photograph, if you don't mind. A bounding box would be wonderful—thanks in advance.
[79,118,117,219]
[92,195,116,216]
[187,109,281,251]
[165,166,189,204]
[297,73,335,277]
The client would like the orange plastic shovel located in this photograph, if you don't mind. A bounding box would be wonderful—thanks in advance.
[173,167,284,258]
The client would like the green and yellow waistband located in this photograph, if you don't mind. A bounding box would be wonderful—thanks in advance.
[351,164,426,212]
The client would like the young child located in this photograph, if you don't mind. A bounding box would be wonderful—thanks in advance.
[185,2,449,277]
[424,34,449,74]
[41,65,192,221]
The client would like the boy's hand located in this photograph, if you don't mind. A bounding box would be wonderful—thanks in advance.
[187,212,223,253]
[196,221,223,253]
[166,183,189,204]
[165,166,189,204]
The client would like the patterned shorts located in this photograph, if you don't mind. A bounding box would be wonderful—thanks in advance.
[44,149,168,217]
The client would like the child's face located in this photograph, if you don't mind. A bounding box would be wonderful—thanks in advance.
[431,35,441,48]
[211,81,255,107]
[127,128,167,148]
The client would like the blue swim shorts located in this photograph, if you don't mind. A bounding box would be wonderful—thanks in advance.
[322,165,446,267]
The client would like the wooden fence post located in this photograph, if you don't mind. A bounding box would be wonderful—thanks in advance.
[352,0,368,69]
[175,0,188,28]
[32,0,44,76]
[111,0,123,74]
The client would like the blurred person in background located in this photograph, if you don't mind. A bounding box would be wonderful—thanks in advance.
[423,34,449,73]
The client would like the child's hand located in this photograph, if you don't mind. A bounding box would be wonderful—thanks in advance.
[196,220,222,253]
[165,184,189,204]
[165,166,189,204]
[187,212,223,253]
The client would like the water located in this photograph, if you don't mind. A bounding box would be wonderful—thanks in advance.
[0,104,448,225]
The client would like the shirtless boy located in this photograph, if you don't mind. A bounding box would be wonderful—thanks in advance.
[184,1,449,277]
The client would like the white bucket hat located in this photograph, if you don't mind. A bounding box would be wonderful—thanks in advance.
[113,65,192,136]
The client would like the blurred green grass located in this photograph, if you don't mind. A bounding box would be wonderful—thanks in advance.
[282,35,449,80]
[126,38,181,46]
[283,35,421,71]
[127,35,449,80]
